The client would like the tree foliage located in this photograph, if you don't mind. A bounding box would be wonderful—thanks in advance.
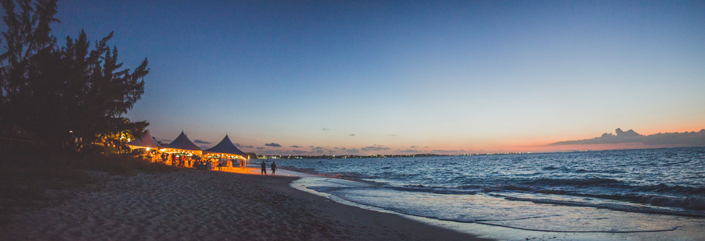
[0,0,149,153]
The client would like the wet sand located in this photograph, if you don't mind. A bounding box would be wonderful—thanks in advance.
[0,168,490,240]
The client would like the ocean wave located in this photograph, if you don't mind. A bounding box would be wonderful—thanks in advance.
[522,177,625,187]
[500,195,705,217]
[639,196,705,210]
[574,168,626,174]
[390,186,479,195]
[632,184,705,195]
[281,167,316,174]
[315,172,362,180]
[491,189,705,211]
[515,178,705,195]
[391,179,705,211]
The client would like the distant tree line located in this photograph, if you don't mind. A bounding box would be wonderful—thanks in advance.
[0,0,149,153]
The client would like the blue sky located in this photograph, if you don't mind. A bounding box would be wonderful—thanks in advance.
[47,0,705,154]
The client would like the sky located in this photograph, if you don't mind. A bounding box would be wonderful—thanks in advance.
[45,0,705,155]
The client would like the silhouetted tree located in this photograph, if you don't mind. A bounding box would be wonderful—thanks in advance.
[0,0,149,153]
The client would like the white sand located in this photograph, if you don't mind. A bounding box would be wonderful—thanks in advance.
[0,168,487,241]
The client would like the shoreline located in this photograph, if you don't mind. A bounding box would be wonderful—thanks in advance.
[0,167,490,240]
[276,166,705,240]
[276,167,705,241]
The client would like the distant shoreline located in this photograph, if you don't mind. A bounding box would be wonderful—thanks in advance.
[258,145,705,160]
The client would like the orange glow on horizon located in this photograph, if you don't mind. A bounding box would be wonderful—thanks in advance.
[411,126,705,154]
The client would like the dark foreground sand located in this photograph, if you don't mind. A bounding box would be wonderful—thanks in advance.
[0,169,491,240]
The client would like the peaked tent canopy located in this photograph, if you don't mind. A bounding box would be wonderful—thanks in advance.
[205,135,248,158]
[126,131,161,150]
[162,131,202,154]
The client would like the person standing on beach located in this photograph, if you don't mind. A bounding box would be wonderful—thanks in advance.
[271,161,277,176]
[261,161,267,175]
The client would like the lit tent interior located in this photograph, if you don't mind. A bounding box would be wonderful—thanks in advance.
[125,130,162,151]
[161,131,202,155]
[205,135,250,166]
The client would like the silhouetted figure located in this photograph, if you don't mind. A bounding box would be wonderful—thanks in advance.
[271,161,277,176]
[261,161,267,175]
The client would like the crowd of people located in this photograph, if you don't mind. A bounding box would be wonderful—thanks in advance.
[143,151,280,176]
[150,152,248,171]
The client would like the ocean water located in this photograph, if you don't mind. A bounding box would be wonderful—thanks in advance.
[278,147,705,235]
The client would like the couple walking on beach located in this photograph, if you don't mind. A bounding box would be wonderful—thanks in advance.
[261,161,276,176]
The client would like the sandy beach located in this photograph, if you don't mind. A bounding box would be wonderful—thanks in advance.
[0,167,489,241]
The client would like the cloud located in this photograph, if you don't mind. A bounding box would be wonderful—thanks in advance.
[260,148,339,155]
[349,134,356,136]
[334,147,339,149]
[234,143,254,148]
[346,148,360,154]
[198,145,210,150]
[193,139,211,144]
[309,146,314,148]
[399,149,421,153]
[322,128,330,131]
[256,147,264,150]
[291,145,301,148]
[260,150,298,155]
[390,134,397,136]
[550,128,705,147]
[265,143,282,147]
[160,139,173,143]
[410,146,418,148]
[361,144,390,152]
[311,146,325,154]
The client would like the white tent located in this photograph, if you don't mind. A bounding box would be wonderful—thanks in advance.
[126,130,161,151]
[160,131,202,155]
[204,135,250,167]
[204,135,247,158]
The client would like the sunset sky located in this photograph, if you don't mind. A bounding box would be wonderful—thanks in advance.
[49,0,705,155]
